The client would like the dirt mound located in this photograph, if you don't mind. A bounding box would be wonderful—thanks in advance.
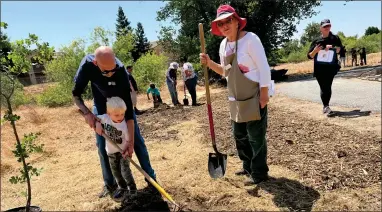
[139,90,380,192]
[197,91,381,191]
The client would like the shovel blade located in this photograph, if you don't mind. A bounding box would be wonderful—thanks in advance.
[208,152,227,179]
[183,98,189,106]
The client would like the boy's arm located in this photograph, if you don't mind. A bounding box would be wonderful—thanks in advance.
[147,88,150,99]
[124,120,135,158]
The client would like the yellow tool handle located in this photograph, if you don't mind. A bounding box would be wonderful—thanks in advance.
[101,132,178,207]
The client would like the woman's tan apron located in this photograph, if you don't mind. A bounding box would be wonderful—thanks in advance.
[223,38,261,123]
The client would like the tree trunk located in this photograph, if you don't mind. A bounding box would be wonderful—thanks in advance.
[6,98,31,212]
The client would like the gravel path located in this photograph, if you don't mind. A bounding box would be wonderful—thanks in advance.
[277,75,381,112]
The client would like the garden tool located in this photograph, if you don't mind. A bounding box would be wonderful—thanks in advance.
[198,23,227,179]
[183,84,189,106]
[78,110,179,208]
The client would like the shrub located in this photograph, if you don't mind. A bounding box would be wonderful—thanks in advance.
[133,52,168,92]
[36,84,72,107]
[42,39,92,106]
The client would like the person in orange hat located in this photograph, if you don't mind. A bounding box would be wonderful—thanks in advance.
[200,5,272,185]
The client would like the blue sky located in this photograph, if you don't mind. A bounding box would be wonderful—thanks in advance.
[2,1,381,51]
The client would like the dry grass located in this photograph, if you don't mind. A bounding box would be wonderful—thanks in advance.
[1,76,381,211]
[276,52,381,75]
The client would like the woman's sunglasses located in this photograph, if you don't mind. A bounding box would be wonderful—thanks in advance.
[217,17,234,27]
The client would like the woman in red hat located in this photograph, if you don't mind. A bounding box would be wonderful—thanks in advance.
[200,5,271,184]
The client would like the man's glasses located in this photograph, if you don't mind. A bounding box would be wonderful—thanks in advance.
[217,18,234,27]
[322,25,331,29]
[101,70,116,75]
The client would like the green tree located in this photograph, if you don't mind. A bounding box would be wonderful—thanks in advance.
[300,22,321,46]
[1,22,12,67]
[133,52,168,91]
[40,39,88,107]
[86,27,113,54]
[115,6,132,38]
[365,26,380,36]
[280,39,301,56]
[157,0,320,71]
[1,34,49,212]
[112,32,135,66]
[132,22,151,61]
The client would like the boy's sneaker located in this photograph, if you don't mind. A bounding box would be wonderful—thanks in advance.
[112,188,127,202]
[128,185,138,196]
[98,185,116,198]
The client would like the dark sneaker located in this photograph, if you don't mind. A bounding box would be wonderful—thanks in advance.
[134,108,143,115]
[244,175,269,186]
[98,185,115,198]
[235,169,250,176]
[113,188,127,202]
[128,184,137,195]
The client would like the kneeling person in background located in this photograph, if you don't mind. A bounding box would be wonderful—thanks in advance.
[96,97,137,202]
[147,83,163,106]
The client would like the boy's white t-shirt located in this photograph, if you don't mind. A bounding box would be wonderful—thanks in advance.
[97,114,129,154]
[219,32,275,99]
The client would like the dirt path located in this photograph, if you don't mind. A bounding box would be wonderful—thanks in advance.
[1,85,381,211]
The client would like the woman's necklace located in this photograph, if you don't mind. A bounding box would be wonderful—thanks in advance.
[227,42,235,54]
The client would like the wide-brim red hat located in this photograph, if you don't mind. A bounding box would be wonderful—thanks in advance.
[211,5,247,36]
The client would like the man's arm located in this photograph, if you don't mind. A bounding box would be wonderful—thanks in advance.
[166,69,174,83]
[72,56,91,114]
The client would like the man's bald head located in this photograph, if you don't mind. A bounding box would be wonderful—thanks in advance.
[95,46,115,59]
[94,46,116,73]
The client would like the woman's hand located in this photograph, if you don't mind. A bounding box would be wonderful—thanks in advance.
[200,53,210,66]
[314,44,322,53]
[259,87,269,109]
[325,44,332,51]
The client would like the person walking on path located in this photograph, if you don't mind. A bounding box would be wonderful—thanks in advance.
[200,5,272,185]
[307,19,343,117]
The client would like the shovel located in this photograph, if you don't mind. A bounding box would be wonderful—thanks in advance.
[198,23,227,179]
[183,84,189,106]
[78,110,179,208]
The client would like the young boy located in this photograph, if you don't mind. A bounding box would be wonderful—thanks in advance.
[147,83,163,105]
[95,97,137,202]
